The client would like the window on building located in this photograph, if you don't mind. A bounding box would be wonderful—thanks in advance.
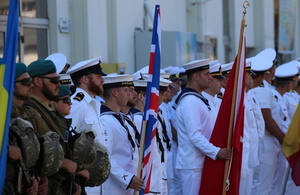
[0,0,49,65]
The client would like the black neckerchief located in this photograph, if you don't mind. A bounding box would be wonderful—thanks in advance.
[156,126,165,163]
[158,110,171,151]
[130,107,143,115]
[175,87,211,111]
[101,105,135,149]
[121,112,140,147]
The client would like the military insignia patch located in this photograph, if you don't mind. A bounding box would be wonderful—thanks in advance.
[73,92,84,101]
[252,98,257,104]
[99,60,103,69]
[217,92,223,99]
[274,95,278,102]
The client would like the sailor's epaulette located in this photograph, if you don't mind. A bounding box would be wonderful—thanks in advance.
[73,92,84,102]
[259,82,265,87]
[274,95,278,102]
[217,92,223,99]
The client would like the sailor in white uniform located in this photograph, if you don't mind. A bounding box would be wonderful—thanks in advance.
[270,64,298,195]
[175,59,232,194]
[100,74,143,195]
[217,61,233,101]
[283,61,300,119]
[66,56,107,194]
[283,61,300,195]
[250,49,288,195]
[131,79,148,134]
[159,84,175,194]
[120,78,141,177]
[240,59,264,195]
[202,60,224,123]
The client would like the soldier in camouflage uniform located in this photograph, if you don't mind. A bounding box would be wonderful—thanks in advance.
[24,59,81,195]
[54,85,91,194]
[5,62,40,195]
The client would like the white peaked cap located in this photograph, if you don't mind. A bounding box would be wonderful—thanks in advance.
[251,56,273,72]
[179,67,185,73]
[183,59,210,73]
[46,53,67,74]
[160,72,171,79]
[103,74,133,88]
[163,66,173,73]
[275,64,298,78]
[170,67,180,75]
[255,48,276,62]
[209,60,221,72]
[209,60,224,79]
[221,62,233,73]
[246,58,251,68]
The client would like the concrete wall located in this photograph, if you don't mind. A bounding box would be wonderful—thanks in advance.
[45,0,299,73]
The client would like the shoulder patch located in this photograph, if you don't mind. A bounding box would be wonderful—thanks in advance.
[73,92,84,102]
[217,92,223,99]
[259,82,265,87]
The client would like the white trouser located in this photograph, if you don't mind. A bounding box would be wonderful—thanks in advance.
[270,151,289,195]
[178,168,202,195]
[285,172,300,195]
[252,150,278,195]
[169,145,182,195]
[240,167,255,195]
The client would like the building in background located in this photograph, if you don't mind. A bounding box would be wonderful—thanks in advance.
[0,0,299,73]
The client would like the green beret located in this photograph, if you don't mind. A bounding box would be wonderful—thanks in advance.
[58,85,71,98]
[28,59,57,77]
[15,62,27,79]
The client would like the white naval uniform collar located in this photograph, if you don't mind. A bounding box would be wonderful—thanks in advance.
[202,91,217,107]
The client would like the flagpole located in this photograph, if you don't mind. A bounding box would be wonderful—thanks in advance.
[280,166,291,195]
[222,2,249,195]
[135,5,161,195]
[135,121,147,195]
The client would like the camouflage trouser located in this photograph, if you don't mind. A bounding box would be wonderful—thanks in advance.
[47,177,66,195]
[3,180,30,195]
[3,181,16,195]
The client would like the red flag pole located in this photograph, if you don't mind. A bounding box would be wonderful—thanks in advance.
[221,2,249,195]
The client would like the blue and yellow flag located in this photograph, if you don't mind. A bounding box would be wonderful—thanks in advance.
[0,0,19,192]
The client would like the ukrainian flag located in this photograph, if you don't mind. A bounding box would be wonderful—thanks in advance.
[0,0,19,192]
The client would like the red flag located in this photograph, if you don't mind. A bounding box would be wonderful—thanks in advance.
[199,17,246,195]
[282,103,300,186]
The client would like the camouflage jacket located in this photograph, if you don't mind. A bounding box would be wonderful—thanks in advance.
[24,95,72,181]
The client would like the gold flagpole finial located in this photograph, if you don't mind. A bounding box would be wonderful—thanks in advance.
[242,1,250,27]
[243,1,250,15]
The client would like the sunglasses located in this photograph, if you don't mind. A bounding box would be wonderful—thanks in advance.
[15,78,32,86]
[58,96,71,104]
[39,76,60,84]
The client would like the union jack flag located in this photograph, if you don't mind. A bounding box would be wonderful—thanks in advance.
[139,4,161,194]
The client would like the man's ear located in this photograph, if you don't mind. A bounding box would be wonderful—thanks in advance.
[81,75,89,85]
[32,77,42,88]
[111,89,118,98]
[138,93,144,101]
[193,72,199,82]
